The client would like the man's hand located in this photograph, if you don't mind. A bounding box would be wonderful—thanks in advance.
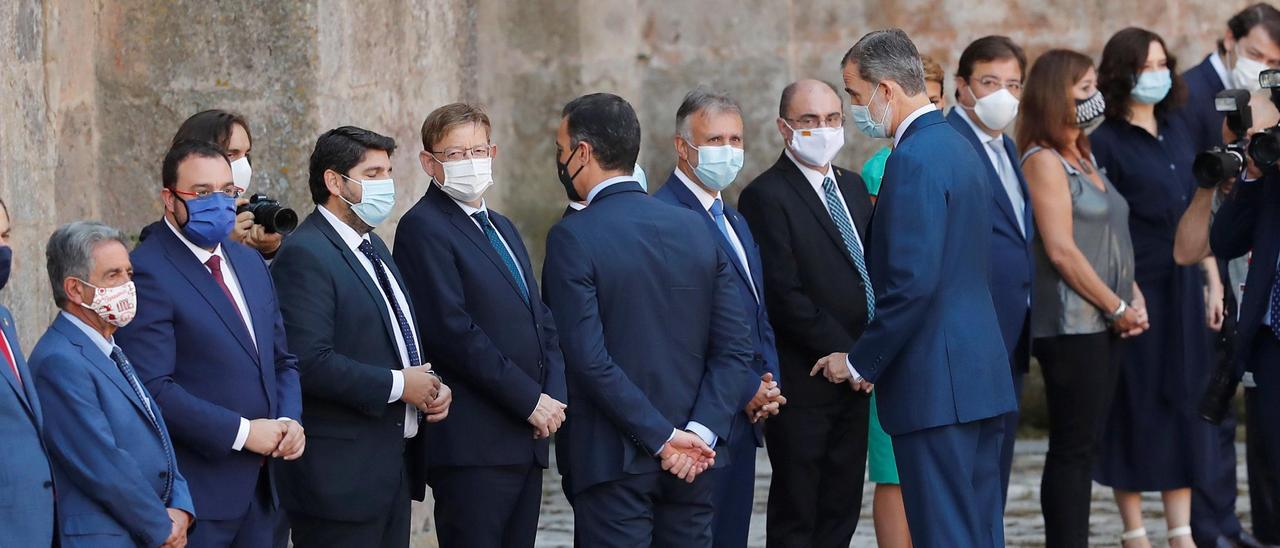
[230,201,255,244]
[401,365,440,411]
[658,430,715,483]
[243,224,284,257]
[811,352,853,384]
[745,373,786,423]
[272,420,306,460]
[849,379,874,393]
[528,393,568,439]
[423,380,452,423]
[243,418,286,456]
[162,508,192,548]
[1205,277,1226,332]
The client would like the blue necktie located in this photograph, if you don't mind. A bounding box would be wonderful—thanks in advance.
[472,211,530,305]
[111,346,175,504]
[357,240,422,367]
[822,177,875,321]
[1270,269,1280,340]
[709,199,731,243]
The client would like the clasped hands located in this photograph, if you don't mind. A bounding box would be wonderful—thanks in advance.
[810,352,873,393]
[745,372,787,423]
[401,364,453,423]
[658,430,716,483]
[244,418,306,460]
[528,393,567,439]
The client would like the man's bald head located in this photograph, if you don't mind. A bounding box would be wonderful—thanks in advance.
[779,79,843,120]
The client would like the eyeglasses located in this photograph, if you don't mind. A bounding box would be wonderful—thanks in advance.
[429,145,494,162]
[172,187,242,200]
[784,113,844,130]
[970,77,1023,94]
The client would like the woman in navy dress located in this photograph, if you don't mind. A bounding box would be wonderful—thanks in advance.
[1090,28,1225,548]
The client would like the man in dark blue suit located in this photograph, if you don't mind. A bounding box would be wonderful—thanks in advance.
[947,35,1032,506]
[1175,7,1280,546]
[543,92,757,547]
[813,29,1016,546]
[0,199,56,547]
[31,221,194,547]
[116,140,304,548]
[653,88,785,548]
[393,103,564,548]
[272,126,450,547]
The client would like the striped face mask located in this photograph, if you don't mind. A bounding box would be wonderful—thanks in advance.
[1074,91,1106,131]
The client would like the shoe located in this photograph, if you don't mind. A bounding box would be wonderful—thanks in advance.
[1233,531,1266,548]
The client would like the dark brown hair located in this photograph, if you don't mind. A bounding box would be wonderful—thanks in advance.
[172,109,252,152]
[1016,49,1095,156]
[1098,27,1186,121]
[420,103,492,152]
[956,36,1027,81]
[1221,3,1280,54]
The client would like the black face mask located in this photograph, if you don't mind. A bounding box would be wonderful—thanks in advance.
[0,246,11,291]
[557,145,585,202]
[1074,91,1106,131]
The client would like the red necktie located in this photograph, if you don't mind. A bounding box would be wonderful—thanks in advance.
[0,330,20,387]
[204,255,254,345]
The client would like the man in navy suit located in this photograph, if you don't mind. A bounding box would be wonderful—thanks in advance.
[543,92,757,547]
[1175,7,1280,546]
[272,126,450,547]
[393,103,563,548]
[116,139,304,548]
[947,35,1032,506]
[653,88,785,548]
[813,29,1016,546]
[31,221,195,547]
[0,199,56,547]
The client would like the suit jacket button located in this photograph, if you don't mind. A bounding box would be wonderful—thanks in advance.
[396,422,404,427]
[43,481,53,489]
[159,471,168,478]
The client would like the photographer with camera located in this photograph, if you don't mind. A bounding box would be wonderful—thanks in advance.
[1177,85,1280,546]
[171,110,297,259]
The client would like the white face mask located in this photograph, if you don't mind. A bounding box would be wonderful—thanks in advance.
[77,279,138,328]
[785,121,845,167]
[230,156,252,193]
[435,157,494,203]
[967,87,1020,131]
[1233,43,1268,92]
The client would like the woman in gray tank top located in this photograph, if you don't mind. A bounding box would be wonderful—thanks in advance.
[1016,49,1149,548]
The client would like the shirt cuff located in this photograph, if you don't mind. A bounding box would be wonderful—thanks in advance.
[685,421,718,448]
[232,417,251,451]
[655,428,679,456]
[277,417,293,422]
[845,356,864,382]
[389,370,404,404]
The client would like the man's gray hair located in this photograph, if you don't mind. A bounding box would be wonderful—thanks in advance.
[840,28,927,96]
[675,87,742,140]
[46,221,128,308]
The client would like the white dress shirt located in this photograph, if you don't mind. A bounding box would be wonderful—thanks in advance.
[567,201,587,212]
[318,206,421,438]
[1209,51,1232,90]
[673,168,757,301]
[451,197,525,282]
[955,106,1027,234]
[165,218,275,450]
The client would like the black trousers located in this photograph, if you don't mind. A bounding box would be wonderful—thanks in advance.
[1247,334,1280,544]
[287,470,411,548]
[764,395,869,548]
[430,464,542,548]
[574,469,717,548]
[1035,332,1120,548]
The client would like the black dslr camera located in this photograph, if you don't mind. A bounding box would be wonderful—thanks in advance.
[237,194,298,234]
[1249,69,1280,168]
[1192,90,1252,188]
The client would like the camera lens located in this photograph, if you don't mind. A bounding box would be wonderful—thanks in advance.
[1250,130,1280,167]
[1192,150,1244,188]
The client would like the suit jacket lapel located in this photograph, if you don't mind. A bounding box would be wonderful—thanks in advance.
[307,212,400,348]
[1004,136,1034,240]
[155,226,259,363]
[490,215,540,314]
[664,174,756,294]
[53,316,151,418]
[776,154,859,269]
[723,204,765,300]
[430,186,531,309]
[948,110,1024,238]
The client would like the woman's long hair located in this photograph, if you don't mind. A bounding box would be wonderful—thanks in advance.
[1016,49,1095,156]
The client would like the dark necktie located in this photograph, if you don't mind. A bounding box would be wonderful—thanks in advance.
[822,177,875,321]
[0,331,20,388]
[472,211,530,305]
[1271,268,1280,340]
[111,346,175,504]
[357,240,422,367]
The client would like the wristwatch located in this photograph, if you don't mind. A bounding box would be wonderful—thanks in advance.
[1104,299,1128,323]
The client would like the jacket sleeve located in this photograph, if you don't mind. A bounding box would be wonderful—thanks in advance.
[543,225,674,453]
[152,404,195,519]
[738,184,856,356]
[118,265,243,459]
[1210,174,1265,261]
[270,240,393,417]
[35,352,174,547]
[690,247,759,441]
[392,219,542,421]
[847,155,948,383]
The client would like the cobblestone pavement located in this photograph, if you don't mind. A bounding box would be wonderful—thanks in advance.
[522,438,1252,547]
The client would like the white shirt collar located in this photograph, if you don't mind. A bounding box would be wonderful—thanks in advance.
[673,168,719,212]
[953,104,1002,146]
[1209,51,1231,90]
[163,217,223,264]
[785,149,833,191]
[317,204,370,251]
[567,201,587,211]
[892,103,938,149]
[449,195,488,219]
[61,311,115,357]
[585,175,640,205]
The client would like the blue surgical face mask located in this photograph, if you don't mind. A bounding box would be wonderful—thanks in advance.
[1131,69,1172,105]
[340,174,397,227]
[688,142,745,192]
[849,83,892,139]
[177,192,237,248]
